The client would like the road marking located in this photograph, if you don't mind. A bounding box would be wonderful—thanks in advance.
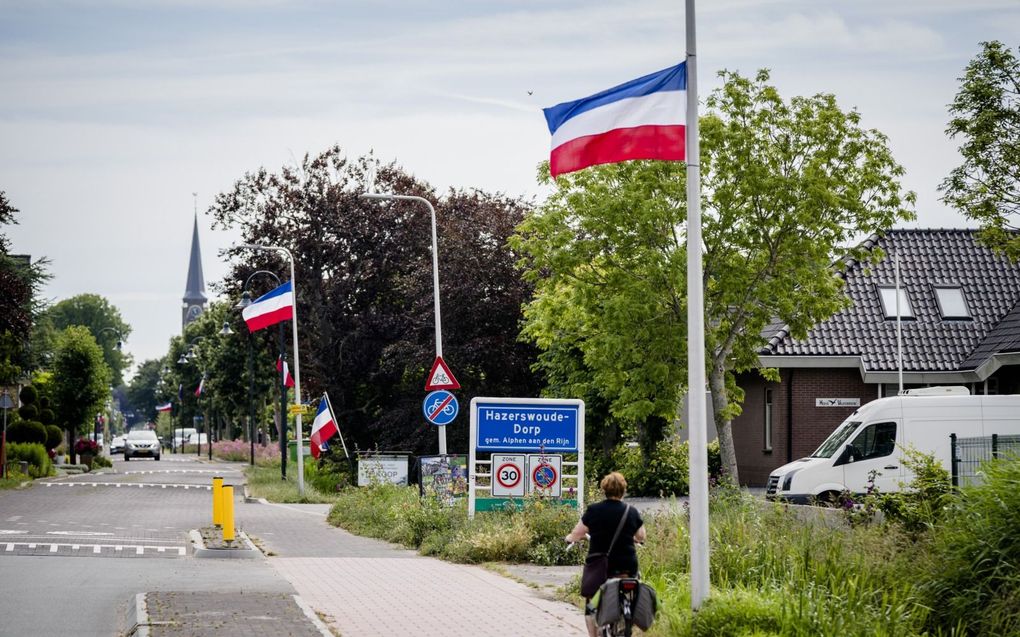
[136,546,144,555]
[49,544,58,553]
[72,545,79,550]
[93,545,101,554]
[5,544,12,552]
[6,516,21,522]
[115,546,123,552]
[0,542,186,557]
[0,530,27,535]
[44,482,211,491]
[27,543,36,549]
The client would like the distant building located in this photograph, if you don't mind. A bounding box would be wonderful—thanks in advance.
[732,229,1020,486]
[182,214,207,331]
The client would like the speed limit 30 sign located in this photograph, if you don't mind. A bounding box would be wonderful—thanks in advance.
[490,454,526,497]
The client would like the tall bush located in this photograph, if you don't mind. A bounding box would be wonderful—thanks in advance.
[44,424,63,450]
[923,456,1020,636]
[6,420,46,445]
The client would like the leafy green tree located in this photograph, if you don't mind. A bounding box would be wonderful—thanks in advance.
[211,146,541,454]
[50,326,110,463]
[125,359,163,424]
[940,41,1020,261]
[45,294,131,385]
[0,191,50,380]
[515,70,914,482]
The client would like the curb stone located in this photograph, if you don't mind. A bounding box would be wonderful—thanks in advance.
[188,528,260,559]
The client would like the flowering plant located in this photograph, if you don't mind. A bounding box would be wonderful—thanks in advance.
[74,438,100,455]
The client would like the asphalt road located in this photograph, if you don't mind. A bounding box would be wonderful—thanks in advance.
[0,452,292,637]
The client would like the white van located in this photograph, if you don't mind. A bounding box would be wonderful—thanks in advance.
[173,428,198,448]
[766,389,1020,504]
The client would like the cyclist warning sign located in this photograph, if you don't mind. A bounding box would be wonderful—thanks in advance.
[425,356,460,391]
[491,454,525,497]
[526,454,562,497]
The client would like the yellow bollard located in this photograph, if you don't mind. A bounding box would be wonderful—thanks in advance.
[212,476,223,528]
[222,485,235,542]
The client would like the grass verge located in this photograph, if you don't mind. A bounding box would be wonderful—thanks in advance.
[243,461,341,504]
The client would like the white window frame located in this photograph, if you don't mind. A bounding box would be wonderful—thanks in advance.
[763,388,773,452]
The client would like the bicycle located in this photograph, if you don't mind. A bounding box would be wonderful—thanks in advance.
[567,539,652,637]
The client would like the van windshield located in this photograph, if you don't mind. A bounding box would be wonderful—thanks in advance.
[812,421,862,458]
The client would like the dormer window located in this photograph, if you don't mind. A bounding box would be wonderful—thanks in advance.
[934,286,970,319]
[878,286,913,319]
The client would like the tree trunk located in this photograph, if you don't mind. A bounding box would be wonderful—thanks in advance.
[709,363,740,484]
[66,427,76,465]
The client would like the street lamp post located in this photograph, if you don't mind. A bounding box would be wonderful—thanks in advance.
[238,245,305,496]
[178,336,209,459]
[360,191,448,455]
[235,271,286,473]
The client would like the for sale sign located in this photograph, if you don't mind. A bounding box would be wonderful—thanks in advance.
[490,454,526,497]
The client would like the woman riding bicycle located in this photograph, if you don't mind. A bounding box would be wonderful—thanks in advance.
[566,471,646,637]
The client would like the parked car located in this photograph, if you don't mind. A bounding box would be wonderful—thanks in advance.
[124,430,161,461]
[187,433,209,446]
[110,435,126,454]
[173,428,198,449]
[766,388,1020,504]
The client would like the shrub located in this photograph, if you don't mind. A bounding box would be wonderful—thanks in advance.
[17,404,38,421]
[44,425,63,450]
[922,456,1020,636]
[6,442,53,478]
[691,588,784,637]
[91,454,112,468]
[6,420,46,445]
[19,385,37,405]
[644,438,690,496]
[306,457,353,495]
[879,446,952,535]
[39,409,55,425]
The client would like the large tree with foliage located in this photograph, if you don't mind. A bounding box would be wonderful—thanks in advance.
[211,146,541,454]
[0,191,50,381]
[515,70,914,482]
[939,41,1020,261]
[44,294,132,385]
[124,359,163,426]
[50,326,110,462]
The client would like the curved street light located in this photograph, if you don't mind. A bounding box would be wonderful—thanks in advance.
[177,335,212,459]
[235,270,287,472]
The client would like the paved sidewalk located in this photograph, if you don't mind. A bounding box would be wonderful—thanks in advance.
[239,500,588,637]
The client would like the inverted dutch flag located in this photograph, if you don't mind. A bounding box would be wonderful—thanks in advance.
[310,395,339,459]
[194,376,205,397]
[543,63,687,178]
[242,281,294,332]
[155,402,172,412]
[276,356,295,389]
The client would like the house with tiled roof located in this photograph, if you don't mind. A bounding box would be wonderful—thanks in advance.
[732,229,1020,486]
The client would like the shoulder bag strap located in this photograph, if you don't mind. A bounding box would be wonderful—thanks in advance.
[606,503,631,555]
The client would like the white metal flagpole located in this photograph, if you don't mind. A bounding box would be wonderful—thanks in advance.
[685,0,711,610]
[323,391,350,459]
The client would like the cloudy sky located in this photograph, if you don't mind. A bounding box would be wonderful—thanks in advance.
[2,0,1018,379]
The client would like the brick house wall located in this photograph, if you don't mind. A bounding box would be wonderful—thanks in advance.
[732,368,875,486]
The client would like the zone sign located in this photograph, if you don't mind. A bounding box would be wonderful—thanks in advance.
[490,454,526,497]
[526,454,562,497]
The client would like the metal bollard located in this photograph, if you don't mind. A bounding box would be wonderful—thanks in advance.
[222,485,235,542]
[212,476,223,528]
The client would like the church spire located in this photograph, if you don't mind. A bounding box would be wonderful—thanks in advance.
[182,194,207,330]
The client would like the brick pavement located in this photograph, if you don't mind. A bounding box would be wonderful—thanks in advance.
[143,591,327,637]
[240,501,588,637]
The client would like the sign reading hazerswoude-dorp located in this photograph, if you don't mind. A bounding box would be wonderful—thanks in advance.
[468,397,585,517]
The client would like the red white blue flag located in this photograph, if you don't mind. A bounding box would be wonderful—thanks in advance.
[242,281,294,332]
[155,402,172,412]
[310,395,339,459]
[276,356,295,389]
[194,376,205,397]
[543,63,686,178]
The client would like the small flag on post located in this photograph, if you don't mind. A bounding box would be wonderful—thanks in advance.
[543,63,687,178]
[155,402,172,412]
[242,281,294,332]
[276,356,296,388]
[194,376,205,397]
[310,395,340,459]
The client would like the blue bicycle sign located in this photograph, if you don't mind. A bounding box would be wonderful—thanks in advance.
[423,390,459,426]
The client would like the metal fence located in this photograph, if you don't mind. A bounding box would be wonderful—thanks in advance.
[950,433,1020,487]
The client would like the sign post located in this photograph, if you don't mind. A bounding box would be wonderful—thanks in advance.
[468,397,584,516]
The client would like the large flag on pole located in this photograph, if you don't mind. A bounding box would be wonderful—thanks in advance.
[155,402,172,412]
[542,63,687,178]
[194,376,205,397]
[276,356,295,388]
[310,395,339,459]
[242,281,294,332]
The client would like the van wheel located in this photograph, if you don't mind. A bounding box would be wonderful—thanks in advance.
[816,491,841,507]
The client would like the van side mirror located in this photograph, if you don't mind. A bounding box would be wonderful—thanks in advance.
[834,446,855,466]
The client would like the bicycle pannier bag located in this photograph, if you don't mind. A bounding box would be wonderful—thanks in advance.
[594,580,658,630]
[631,582,658,631]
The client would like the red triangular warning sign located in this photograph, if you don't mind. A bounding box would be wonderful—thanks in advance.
[425,356,460,390]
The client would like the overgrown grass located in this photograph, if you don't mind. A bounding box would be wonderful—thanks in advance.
[243,460,342,504]
[0,468,30,489]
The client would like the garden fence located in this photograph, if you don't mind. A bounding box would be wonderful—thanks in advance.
[950,433,1020,487]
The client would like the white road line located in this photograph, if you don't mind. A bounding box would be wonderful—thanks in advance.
[93,545,101,554]
[0,542,185,556]
[72,545,79,550]
[136,546,144,555]
[49,544,58,553]
[44,482,211,491]
[6,516,21,522]
[5,544,12,552]
[27,543,36,549]
[115,545,123,552]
